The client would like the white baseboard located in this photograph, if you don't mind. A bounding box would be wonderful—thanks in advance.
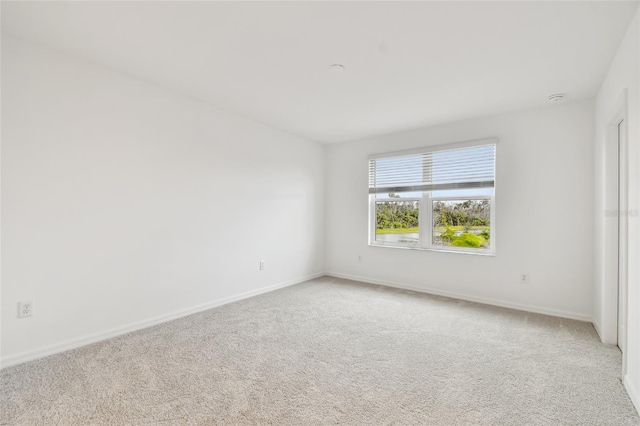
[1,272,324,369]
[325,271,592,322]
[0,271,595,369]
[625,375,640,416]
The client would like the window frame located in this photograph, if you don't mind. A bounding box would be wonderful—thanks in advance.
[370,196,422,248]
[426,194,495,254]
[368,139,497,255]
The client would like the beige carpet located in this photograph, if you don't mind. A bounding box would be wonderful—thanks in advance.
[1,276,638,425]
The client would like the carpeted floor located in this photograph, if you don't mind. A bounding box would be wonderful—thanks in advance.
[1,276,639,425]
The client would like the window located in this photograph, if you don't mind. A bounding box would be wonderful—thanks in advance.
[369,139,496,254]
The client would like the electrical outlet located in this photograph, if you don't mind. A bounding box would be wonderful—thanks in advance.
[357,255,363,263]
[520,273,529,284]
[18,301,34,318]
[259,260,265,271]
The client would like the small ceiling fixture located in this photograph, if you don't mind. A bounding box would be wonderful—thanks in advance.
[548,93,566,103]
[329,64,345,75]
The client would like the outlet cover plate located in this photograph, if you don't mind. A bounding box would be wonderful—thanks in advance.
[18,301,34,318]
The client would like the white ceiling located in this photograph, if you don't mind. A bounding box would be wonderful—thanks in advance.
[2,1,638,143]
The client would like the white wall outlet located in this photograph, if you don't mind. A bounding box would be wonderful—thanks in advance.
[357,255,363,263]
[18,301,34,318]
[259,260,265,271]
[520,273,530,284]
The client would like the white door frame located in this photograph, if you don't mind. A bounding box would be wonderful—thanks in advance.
[606,90,628,376]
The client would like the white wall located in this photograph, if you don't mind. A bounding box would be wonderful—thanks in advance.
[326,101,595,321]
[1,37,325,366]
[594,9,640,412]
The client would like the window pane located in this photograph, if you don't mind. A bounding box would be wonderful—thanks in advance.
[432,199,490,249]
[375,200,419,244]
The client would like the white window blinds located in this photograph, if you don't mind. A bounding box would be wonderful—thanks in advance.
[368,141,496,194]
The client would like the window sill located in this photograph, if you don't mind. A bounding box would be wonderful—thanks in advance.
[369,243,496,256]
